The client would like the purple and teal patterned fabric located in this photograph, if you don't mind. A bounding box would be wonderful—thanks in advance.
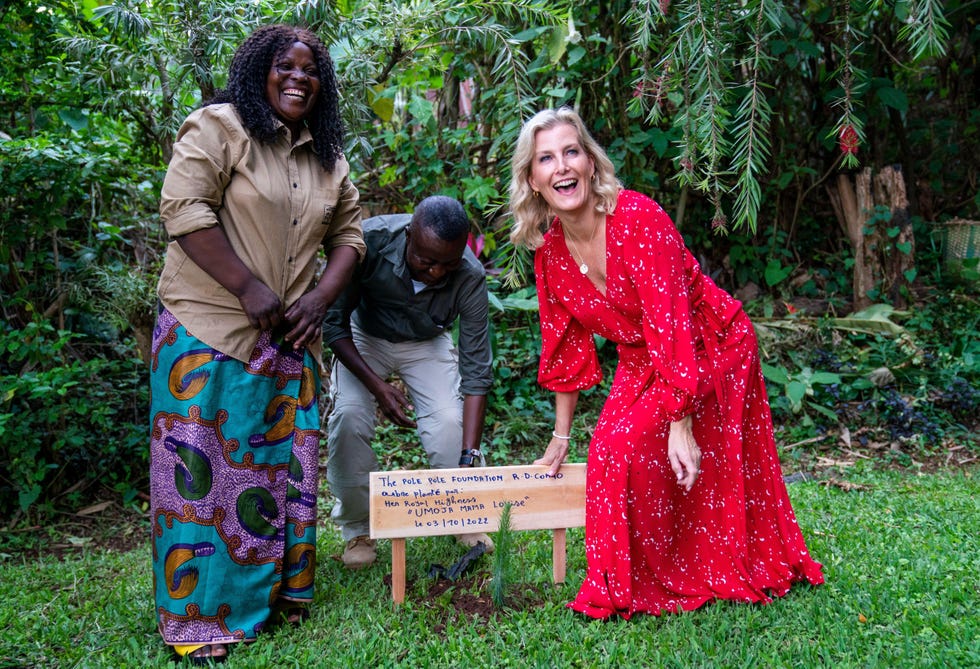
[149,307,319,646]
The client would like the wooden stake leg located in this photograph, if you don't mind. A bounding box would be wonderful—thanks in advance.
[552,528,566,584]
[391,538,406,605]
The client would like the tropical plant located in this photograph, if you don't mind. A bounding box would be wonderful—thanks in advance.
[57,0,266,162]
[0,322,148,519]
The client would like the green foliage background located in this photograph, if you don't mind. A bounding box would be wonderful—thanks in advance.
[1,0,978,530]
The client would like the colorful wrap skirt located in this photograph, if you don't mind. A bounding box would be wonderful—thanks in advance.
[149,307,319,646]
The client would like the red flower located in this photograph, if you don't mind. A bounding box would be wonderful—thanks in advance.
[634,74,666,101]
[839,125,859,156]
[467,232,484,258]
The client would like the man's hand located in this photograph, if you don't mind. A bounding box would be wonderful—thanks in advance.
[329,337,416,426]
[372,381,417,428]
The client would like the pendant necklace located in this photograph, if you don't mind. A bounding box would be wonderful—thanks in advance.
[566,215,603,275]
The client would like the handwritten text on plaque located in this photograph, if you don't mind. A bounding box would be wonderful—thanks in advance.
[369,464,586,539]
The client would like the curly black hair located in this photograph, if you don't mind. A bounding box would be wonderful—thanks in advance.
[208,24,345,172]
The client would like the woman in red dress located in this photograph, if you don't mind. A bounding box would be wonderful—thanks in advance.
[508,107,823,619]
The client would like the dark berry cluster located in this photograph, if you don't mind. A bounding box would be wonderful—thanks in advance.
[873,389,941,443]
[932,377,980,424]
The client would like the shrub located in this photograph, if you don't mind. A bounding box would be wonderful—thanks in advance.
[0,321,148,522]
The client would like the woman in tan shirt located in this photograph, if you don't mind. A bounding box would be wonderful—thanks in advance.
[148,25,365,664]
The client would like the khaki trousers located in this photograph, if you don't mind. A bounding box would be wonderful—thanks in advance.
[325,323,463,541]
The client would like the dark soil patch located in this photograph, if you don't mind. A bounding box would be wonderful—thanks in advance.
[383,571,547,623]
[780,430,979,478]
[1,498,149,561]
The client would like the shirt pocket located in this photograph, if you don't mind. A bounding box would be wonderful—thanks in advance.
[311,185,340,227]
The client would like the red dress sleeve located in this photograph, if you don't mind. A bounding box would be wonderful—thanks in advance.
[535,238,603,392]
[625,193,702,421]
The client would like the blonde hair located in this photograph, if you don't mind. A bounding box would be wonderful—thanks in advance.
[508,107,621,250]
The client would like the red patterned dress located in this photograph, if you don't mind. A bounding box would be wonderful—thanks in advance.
[535,190,824,619]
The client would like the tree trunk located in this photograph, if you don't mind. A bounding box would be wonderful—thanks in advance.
[133,324,153,365]
[827,169,874,310]
[873,165,914,307]
[826,165,914,311]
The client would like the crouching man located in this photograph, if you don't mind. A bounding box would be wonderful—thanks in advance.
[323,195,494,569]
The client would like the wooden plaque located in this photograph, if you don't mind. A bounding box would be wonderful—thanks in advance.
[369,464,586,539]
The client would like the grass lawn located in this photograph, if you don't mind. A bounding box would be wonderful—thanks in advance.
[0,465,976,668]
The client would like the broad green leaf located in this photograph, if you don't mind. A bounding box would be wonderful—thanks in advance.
[567,45,587,66]
[58,108,88,131]
[810,372,842,385]
[877,86,909,112]
[787,380,807,409]
[764,260,793,287]
[548,24,568,64]
[513,27,550,42]
[368,85,394,122]
[500,297,539,311]
[829,304,908,336]
[806,400,840,422]
[648,128,668,157]
[762,363,790,384]
[18,484,41,512]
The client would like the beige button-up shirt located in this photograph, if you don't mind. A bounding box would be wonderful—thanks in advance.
[157,103,365,362]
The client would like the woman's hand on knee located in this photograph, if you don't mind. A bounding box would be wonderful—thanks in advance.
[668,416,701,491]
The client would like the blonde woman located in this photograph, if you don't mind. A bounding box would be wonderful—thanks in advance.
[509,107,823,619]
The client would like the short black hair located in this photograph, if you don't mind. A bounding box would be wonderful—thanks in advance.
[411,196,470,241]
[208,24,344,172]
